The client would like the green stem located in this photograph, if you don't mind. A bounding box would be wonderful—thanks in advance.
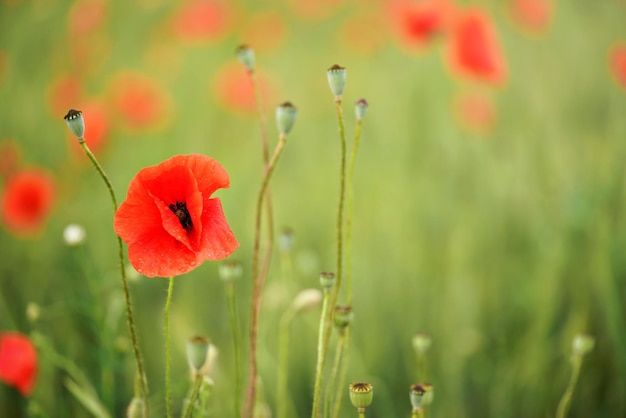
[325,330,345,418]
[311,288,331,418]
[331,327,351,418]
[79,140,149,416]
[345,119,362,306]
[182,375,204,418]
[243,133,289,418]
[412,408,424,418]
[556,355,583,418]
[225,281,243,418]
[164,276,175,418]
[277,308,295,418]
[358,409,365,418]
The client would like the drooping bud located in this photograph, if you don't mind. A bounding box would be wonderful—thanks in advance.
[219,260,243,283]
[291,288,323,313]
[319,272,335,290]
[327,64,347,98]
[333,305,354,330]
[64,109,85,140]
[235,44,255,72]
[278,227,295,253]
[187,336,211,373]
[26,303,40,323]
[276,101,297,135]
[349,382,373,410]
[355,98,369,120]
[572,333,595,357]
[126,397,146,418]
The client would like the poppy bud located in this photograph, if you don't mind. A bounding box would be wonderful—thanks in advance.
[349,382,373,410]
[187,336,211,373]
[291,288,323,313]
[278,227,295,253]
[276,101,297,135]
[126,397,146,418]
[26,303,40,323]
[355,98,369,120]
[63,224,86,246]
[327,64,347,98]
[409,383,434,409]
[63,109,85,140]
[236,44,255,72]
[319,272,335,290]
[572,334,595,357]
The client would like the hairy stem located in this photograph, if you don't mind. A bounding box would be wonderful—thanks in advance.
[225,281,243,418]
[311,288,331,418]
[164,276,175,418]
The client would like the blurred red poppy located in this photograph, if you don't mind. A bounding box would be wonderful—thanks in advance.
[1,169,55,236]
[447,8,507,85]
[453,91,496,134]
[0,332,38,396]
[610,43,626,90]
[110,72,170,130]
[173,0,232,42]
[68,0,107,37]
[213,63,274,114]
[509,0,553,33]
[114,154,239,277]
[390,0,455,50]
[48,75,83,116]
[68,101,110,157]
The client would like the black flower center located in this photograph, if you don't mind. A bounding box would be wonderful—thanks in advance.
[169,201,193,231]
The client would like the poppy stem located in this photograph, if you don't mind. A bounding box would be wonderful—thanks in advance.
[243,132,288,418]
[331,327,351,418]
[311,287,331,418]
[314,97,347,418]
[78,140,149,417]
[324,328,346,418]
[345,118,362,307]
[225,280,243,418]
[556,354,583,418]
[182,375,204,418]
[164,276,175,418]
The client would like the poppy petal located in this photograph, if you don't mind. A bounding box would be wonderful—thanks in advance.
[127,229,198,277]
[198,198,239,260]
[0,332,37,396]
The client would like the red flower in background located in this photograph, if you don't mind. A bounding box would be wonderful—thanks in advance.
[68,0,107,37]
[453,91,496,134]
[447,8,507,85]
[48,75,83,116]
[214,63,274,114]
[509,0,553,34]
[173,0,232,42]
[1,169,55,236]
[341,11,388,55]
[390,0,455,50]
[610,43,626,90]
[114,154,239,277]
[68,101,110,157]
[0,332,38,396]
[0,140,21,180]
[110,72,170,130]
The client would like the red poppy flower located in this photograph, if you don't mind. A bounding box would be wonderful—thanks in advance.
[213,63,274,114]
[447,8,507,85]
[110,72,170,130]
[610,43,626,90]
[173,0,232,42]
[509,0,553,34]
[68,0,107,37]
[1,169,55,236]
[0,332,38,396]
[0,140,21,180]
[390,0,455,50]
[114,154,239,277]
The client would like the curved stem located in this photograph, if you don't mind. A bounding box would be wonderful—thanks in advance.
[225,281,243,418]
[243,133,289,418]
[182,375,204,418]
[311,289,331,418]
[79,140,149,416]
[164,276,175,418]
[556,355,583,418]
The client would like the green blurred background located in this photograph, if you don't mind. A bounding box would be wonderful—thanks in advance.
[1,0,626,416]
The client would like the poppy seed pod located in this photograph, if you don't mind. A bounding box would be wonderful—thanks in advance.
[236,44,255,72]
[319,272,335,290]
[349,382,373,409]
[410,383,434,409]
[276,101,297,135]
[186,336,211,373]
[219,260,243,283]
[64,109,85,140]
[355,98,369,120]
[327,64,347,98]
[333,305,354,329]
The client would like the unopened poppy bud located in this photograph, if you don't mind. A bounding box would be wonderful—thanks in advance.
[409,383,434,409]
[279,227,295,253]
[572,333,595,356]
[187,336,211,373]
[63,224,86,246]
[291,288,323,313]
[63,109,85,140]
[236,44,255,72]
[319,272,335,289]
[349,382,373,410]
[333,305,353,329]
[327,64,347,98]
[276,101,297,135]
[355,98,369,120]
[219,260,243,283]
[26,303,40,323]
[126,397,146,418]
[412,333,432,354]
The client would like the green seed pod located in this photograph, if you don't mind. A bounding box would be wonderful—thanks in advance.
[187,336,211,373]
[355,98,369,120]
[235,44,255,72]
[219,260,243,283]
[319,272,336,290]
[327,64,347,98]
[409,383,434,409]
[276,101,297,135]
[412,333,432,355]
[349,382,373,409]
[333,305,354,329]
[64,109,85,139]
